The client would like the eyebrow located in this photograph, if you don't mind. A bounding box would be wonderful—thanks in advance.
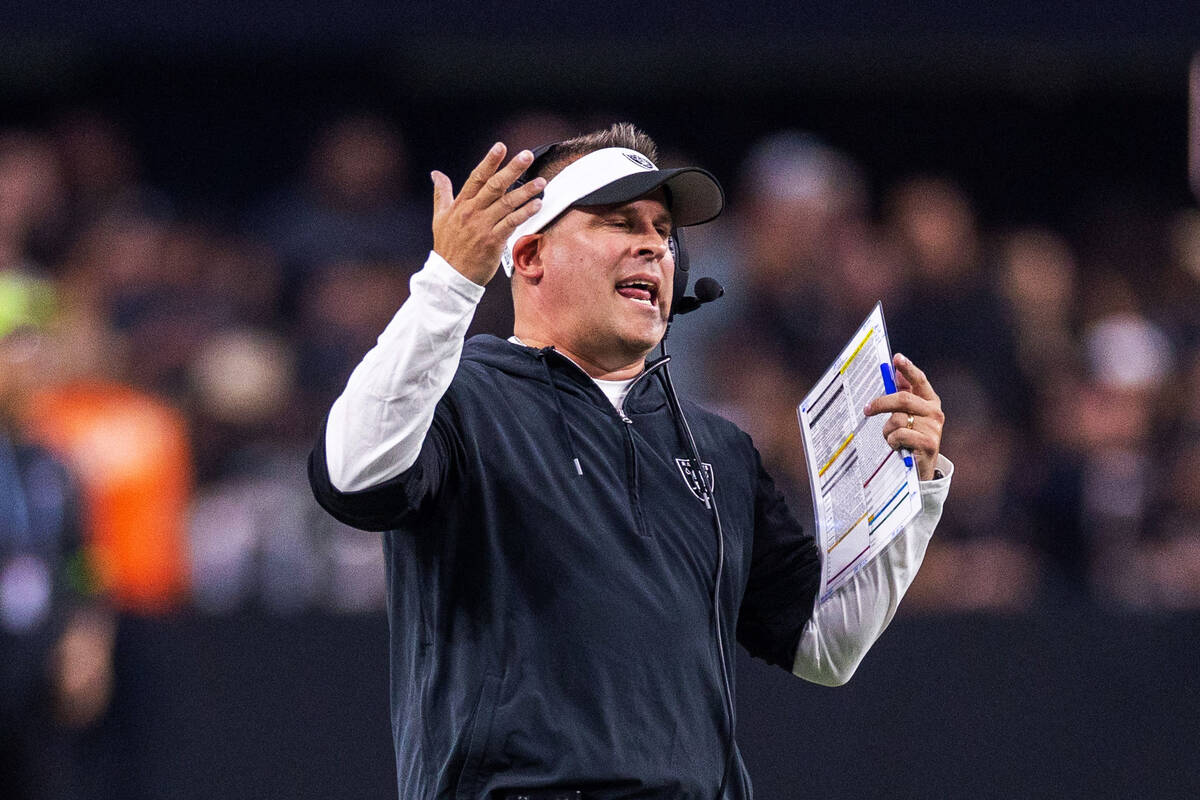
[586,204,674,230]
[623,206,674,228]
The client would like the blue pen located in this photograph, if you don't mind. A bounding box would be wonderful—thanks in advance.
[879,362,914,469]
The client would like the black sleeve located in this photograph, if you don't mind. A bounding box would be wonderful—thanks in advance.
[736,449,822,671]
[307,397,463,532]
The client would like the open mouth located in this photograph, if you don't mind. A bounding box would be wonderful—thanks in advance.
[615,278,659,307]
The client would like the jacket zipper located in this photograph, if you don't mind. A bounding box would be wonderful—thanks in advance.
[619,417,647,536]
[616,358,670,538]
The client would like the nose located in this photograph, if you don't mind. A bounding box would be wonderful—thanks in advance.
[634,228,669,262]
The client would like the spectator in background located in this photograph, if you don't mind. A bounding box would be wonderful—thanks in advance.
[884,175,1028,423]
[186,327,386,615]
[1029,297,1173,603]
[1075,311,1173,606]
[292,256,413,429]
[51,110,172,237]
[1142,430,1200,609]
[60,214,217,400]
[186,328,299,483]
[247,113,428,309]
[712,132,871,381]
[997,227,1081,386]
[0,131,68,274]
[903,368,1041,611]
[0,279,115,800]
[1158,208,1200,350]
[703,333,812,511]
[490,110,578,159]
[18,280,193,615]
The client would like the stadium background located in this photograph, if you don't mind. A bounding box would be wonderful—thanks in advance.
[2,3,1199,798]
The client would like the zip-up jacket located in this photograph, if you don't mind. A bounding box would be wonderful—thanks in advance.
[310,333,821,799]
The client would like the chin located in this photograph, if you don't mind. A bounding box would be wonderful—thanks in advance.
[618,324,666,356]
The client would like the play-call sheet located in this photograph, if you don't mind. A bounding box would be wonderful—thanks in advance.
[797,303,921,603]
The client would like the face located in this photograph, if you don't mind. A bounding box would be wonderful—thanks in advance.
[0,329,49,416]
[517,191,675,368]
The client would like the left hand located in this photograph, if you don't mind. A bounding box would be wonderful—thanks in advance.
[863,352,944,481]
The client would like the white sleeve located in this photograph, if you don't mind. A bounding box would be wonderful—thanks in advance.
[792,454,954,686]
[324,250,485,493]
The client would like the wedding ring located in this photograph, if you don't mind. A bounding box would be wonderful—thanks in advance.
[905,414,915,430]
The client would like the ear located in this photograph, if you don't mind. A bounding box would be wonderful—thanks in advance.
[511,233,544,282]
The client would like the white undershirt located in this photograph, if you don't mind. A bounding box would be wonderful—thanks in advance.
[325,250,953,686]
[508,335,636,412]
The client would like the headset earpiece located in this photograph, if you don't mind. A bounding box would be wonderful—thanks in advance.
[668,227,690,321]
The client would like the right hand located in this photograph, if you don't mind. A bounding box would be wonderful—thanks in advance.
[431,143,546,286]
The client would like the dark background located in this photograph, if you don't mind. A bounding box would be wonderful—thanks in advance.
[3,1,1196,221]
[99,611,1200,799]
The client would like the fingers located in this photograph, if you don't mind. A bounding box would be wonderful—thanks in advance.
[867,354,943,481]
[475,148,537,206]
[883,423,936,451]
[489,175,545,228]
[893,352,938,402]
[459,144,537,207]
[428,145,545,286]
[458,142,508,202]
[884,425,940,480]
[863,390,939,419]
[880,409,943,441]
[495,196,544,237]
[430,170,453,216]
[441,145,539,219]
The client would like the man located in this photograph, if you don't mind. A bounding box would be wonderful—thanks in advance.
[1,275,116,800]
[309,124,951,800]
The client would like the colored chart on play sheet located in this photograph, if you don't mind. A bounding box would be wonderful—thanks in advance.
[796,302,922,603]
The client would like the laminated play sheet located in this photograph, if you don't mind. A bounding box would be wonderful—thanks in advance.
[797,303,921,603]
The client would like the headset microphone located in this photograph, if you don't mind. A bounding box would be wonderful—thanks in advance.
[668,228,724,318]
[673,277,724,316]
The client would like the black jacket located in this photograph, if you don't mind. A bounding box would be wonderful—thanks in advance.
[309,335,820,800]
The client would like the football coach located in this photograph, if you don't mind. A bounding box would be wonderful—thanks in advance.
[309,123,952,800]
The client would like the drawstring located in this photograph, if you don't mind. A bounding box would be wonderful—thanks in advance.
[535,348,584,477]
[654,325,706,493]
[654,348,739,800]
[650,356,711,501]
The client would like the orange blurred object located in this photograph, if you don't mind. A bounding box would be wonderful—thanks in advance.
[25,380,191,613]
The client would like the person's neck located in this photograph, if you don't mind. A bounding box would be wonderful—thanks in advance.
[513,334,646,381]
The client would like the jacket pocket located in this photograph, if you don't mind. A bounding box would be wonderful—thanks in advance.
[455,673,502,800]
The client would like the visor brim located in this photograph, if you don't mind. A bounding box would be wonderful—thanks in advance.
[572,166,725,227]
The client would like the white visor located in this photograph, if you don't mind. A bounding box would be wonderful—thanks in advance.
[500,147,724,276]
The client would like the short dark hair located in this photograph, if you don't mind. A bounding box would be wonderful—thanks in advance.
[528,122,659,183]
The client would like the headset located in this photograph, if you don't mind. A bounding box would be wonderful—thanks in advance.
[509,140,739,799]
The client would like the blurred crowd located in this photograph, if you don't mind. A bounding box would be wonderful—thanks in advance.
[3,105,1199,658]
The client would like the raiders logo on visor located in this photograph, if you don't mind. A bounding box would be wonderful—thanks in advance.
[623,151,656,170]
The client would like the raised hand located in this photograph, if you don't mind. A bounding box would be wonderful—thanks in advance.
[430,143,546,286]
